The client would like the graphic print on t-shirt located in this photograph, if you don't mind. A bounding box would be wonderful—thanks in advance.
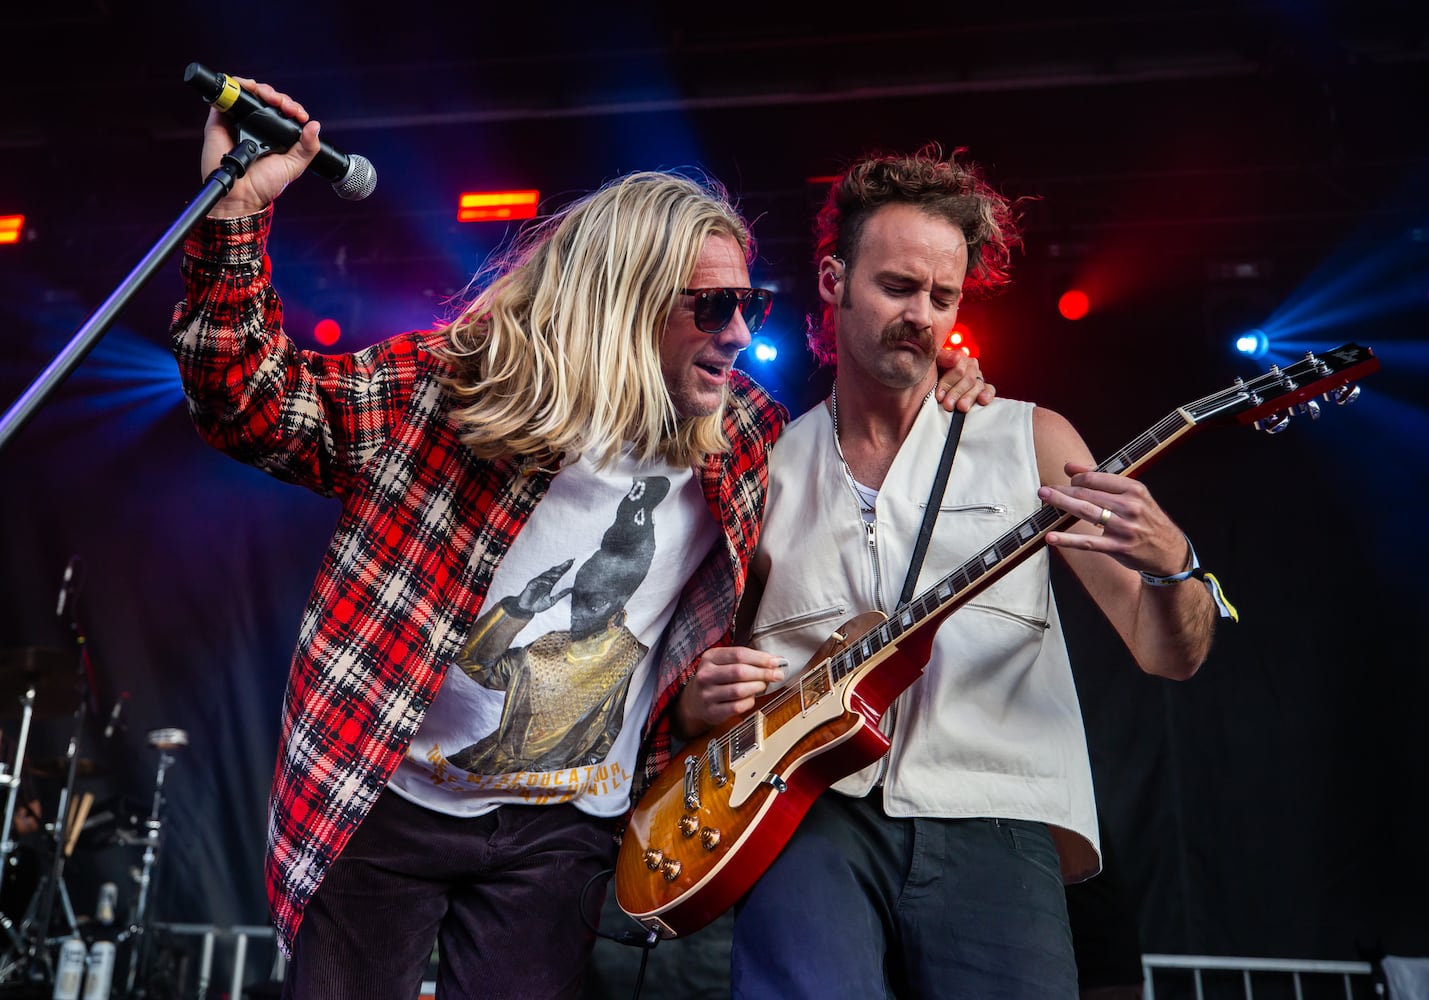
[445,475,672,774]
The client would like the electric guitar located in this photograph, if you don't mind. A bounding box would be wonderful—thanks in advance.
[615,343,1380,939]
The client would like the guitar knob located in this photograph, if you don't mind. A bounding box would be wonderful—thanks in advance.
[679,814,699,837]
[700,827,721,850]
[643,848,664,871]
[660,858,682,881]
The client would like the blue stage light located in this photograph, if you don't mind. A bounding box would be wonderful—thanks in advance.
[1234,329,1269,358]
[751,339,778,363]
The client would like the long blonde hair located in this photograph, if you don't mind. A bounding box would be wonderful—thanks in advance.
[439,171,753,467]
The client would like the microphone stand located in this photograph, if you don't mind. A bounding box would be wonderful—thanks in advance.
[6,568,91,987]
[0,138,268,455]
[0,680,43,964]
[27,654,87,964]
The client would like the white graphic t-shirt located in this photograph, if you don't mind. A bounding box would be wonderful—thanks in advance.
[390,448,717,818]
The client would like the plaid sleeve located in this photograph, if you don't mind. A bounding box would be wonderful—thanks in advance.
[170,210,436,498]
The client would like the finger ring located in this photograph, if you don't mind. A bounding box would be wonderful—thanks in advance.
[1096,507,1113,528]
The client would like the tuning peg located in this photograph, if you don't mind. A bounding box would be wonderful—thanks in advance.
[1325,383,1361,406]
[1254,411,1292,434]
[1294,399,1321,420]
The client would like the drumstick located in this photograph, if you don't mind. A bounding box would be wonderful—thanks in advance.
[64,790,93,857]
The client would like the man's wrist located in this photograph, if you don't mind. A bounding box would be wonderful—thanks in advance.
[1139,539,1196,586]
[1140,536,1238,621]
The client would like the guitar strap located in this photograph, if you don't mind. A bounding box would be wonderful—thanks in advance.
[897,409,966,609]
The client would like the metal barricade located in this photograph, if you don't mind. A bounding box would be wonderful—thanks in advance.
[144,924,438,998]
[1142,954,1379,1000]
[149,922,281,999]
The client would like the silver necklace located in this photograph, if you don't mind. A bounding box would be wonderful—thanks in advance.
[830,384,874,511]
[830,383,934,514]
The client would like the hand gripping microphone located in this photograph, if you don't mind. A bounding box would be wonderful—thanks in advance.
[184,62,377,201]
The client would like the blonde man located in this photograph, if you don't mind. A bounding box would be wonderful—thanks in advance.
[172,80,992,998]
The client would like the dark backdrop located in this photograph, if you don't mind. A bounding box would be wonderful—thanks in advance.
[1,1,1425,991]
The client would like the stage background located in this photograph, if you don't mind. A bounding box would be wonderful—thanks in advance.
[1,2,1425,994]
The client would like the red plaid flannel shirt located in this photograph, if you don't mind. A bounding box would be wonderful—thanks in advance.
[170,209,787,954]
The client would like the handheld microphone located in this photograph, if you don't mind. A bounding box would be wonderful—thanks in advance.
[103,693,129,740]
[183,62,377,201]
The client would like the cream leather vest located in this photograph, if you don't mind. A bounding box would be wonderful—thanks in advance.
[750,396,1099,881]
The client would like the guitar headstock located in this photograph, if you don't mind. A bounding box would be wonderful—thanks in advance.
[1183,343,1380,433]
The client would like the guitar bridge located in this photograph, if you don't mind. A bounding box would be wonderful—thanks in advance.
[682,755,701,810]
[707,742,728,787]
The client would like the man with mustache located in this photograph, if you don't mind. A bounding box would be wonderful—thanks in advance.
[677,146,1234,998]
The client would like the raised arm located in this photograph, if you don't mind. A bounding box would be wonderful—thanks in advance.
[172,78,426,496]
[1033,406,1218,680]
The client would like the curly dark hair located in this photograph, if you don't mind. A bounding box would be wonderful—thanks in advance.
[807,143,1023,365]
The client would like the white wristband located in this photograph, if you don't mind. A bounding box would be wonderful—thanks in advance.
[1140,537,1239,621]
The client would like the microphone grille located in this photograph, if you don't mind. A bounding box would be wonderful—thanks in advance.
[334,155,378,201]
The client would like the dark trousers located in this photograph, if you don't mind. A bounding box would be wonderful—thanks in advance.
[731,794,1079,999]
[281,788,621,1000]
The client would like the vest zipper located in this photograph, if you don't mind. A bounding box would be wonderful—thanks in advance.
[748,604,849,645]
[968,604,1051,631]
[865,519,886,615]
[919,501,1010,514]
[863,517,897,788]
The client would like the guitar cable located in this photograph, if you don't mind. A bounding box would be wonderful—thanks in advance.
[580,868,662,1000]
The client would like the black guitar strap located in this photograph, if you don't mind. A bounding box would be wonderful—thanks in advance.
[897,409,966,609]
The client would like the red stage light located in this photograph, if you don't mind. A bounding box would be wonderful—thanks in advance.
[0,215,23,245]
[458,190,540,222]
[314,318,341,346]
[1058,289,1090,321]
[944,322,979,358]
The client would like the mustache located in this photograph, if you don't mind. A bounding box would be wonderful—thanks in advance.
[698,346,745,366]
[879,321,934,352]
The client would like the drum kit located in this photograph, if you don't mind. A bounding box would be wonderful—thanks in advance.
[0,644,188,996]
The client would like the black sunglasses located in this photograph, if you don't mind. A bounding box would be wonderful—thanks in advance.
[679,287,775,335]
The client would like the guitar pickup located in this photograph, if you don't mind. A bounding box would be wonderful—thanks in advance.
[727,719,760,764]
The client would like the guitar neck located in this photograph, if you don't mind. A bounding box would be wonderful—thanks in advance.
[810,343,1382,695]
[828,408,1202,684]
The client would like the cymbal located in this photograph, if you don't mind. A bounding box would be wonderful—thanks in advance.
[0,647,78,719]
[147,728,188,751]
[27,756,107,779]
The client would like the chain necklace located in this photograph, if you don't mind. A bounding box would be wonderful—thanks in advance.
[834,385,874,514]
[831,383,935,514]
